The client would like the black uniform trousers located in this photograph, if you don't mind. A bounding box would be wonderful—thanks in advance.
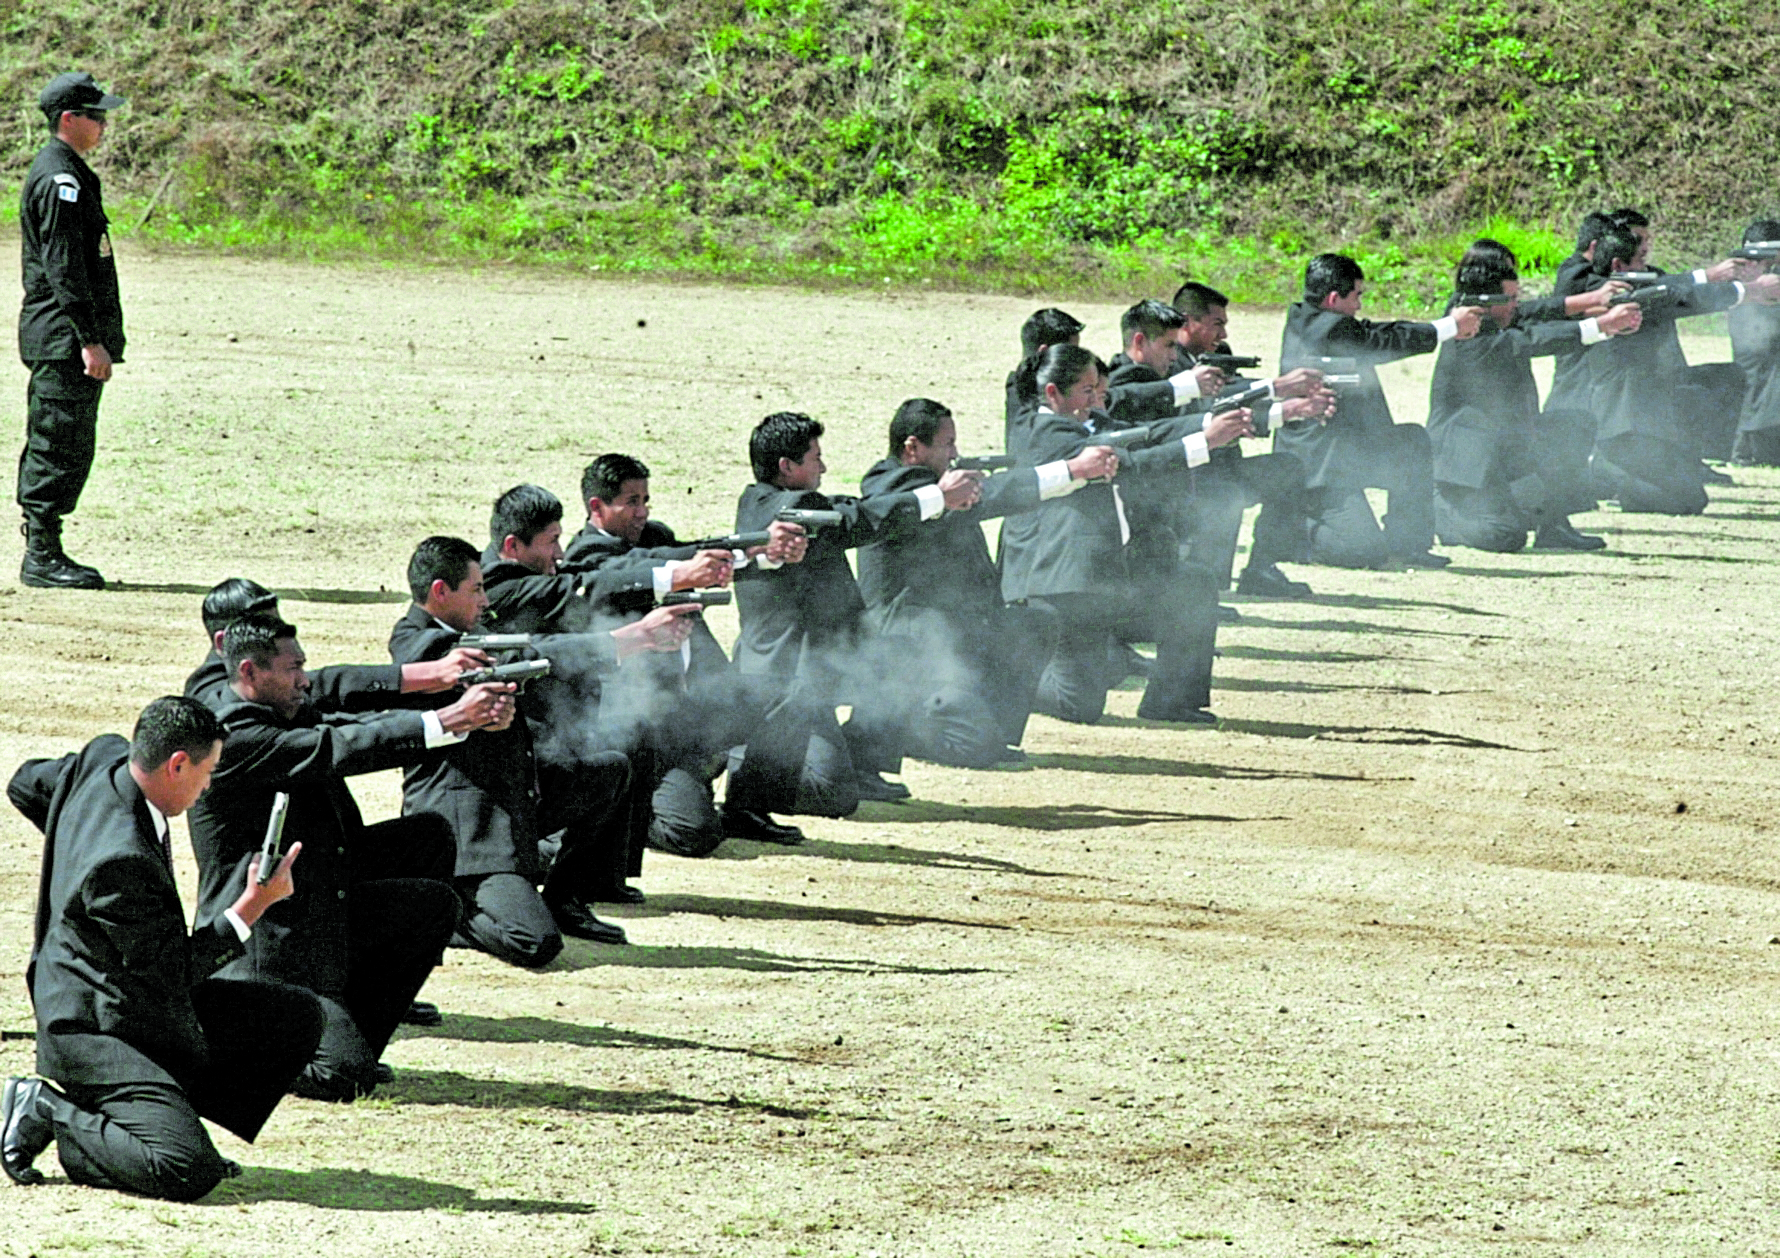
[725,683,865,821]
[18,359,102,524]
[1181,452,1309,585]
[305,814,458,1093]
[1304,426,1436,568]
[846,601,1059,771]
[641,675,781,858]
[1032,565,1219,725]
[1434,408,1598,553]
[1685,363,1745,463]
[1593,434,1709,516]
[454,750,632,969]
[44,979,324,1201]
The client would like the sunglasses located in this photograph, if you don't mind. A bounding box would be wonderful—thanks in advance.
[67,109,107,123]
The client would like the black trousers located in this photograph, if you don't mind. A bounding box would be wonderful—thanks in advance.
[535,751,635,893]
[1435,408,1597,552]
[1032,566,1219,725]
[45,979,324,1201]
[1594,434,1709,516]
[1732,426,1780,466]
[1685,362,1745,462]
[644,672,780,857]
[306,876,457,1093]
[18,358,102,524]
[1304,425,1435,568]
[455,870,564,969]
[847,601,1058,771]
[1181,450,1309,586]
[725,683,863,819]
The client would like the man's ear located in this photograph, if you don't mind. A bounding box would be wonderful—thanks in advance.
[499,533,521,560]
[211,629,226,653]
[428,577,450,605]
[166,748,192,776]
[777,456,796,480]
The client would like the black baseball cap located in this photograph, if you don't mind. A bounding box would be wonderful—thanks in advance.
[39,72,126,119]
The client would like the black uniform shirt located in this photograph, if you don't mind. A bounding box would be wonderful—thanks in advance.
[19,138,123,363]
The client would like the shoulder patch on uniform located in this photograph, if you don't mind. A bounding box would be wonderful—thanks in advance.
[51,173,78,186]
[56,185,78,202]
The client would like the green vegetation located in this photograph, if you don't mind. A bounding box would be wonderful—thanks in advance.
[0,0,1773,308]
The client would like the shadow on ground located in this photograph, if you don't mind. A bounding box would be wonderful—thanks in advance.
[844,799,1273,829]
[394,1013,809,1063]
[207,1166,599,1213]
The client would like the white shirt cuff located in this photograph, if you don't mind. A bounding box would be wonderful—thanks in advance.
[1265,379,1280,401]
[1579,317,1607,345]
[1035,460,1079,499]
[1693,268,1710,285]
[1432,315,1459,342]
[652,563,679,597]
[1733,280,1748,305]
[422,709,468,748]
[1181,431,1211,467]
[1169,371,1199,405]
[913,483,946,520]
[224,908,251,941]
[752,553,784,571]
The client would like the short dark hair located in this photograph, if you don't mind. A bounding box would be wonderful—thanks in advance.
[1591,225,1641,276]
[580,453,651,507]
[750,412,824,483]
[1304,254,1364,305]
[407,535,482,605]
[1171,281,1229,319]
[888,398,953,456]
[1456,239,1518,294]
[1744,219,1780,246]
[1120,299,1184,348]
[489,483,563,549]
[1574,211,1613,253]
[221,612,299,677]
[130,696,224,771]
[200,577,278,637]
[1019,307,1085,359]
[1609,207,1650,230]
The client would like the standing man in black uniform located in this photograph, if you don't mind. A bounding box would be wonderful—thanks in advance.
[16,72,126,590]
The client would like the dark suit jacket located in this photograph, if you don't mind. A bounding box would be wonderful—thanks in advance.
[552,523,729,675]
[9,737,243,1092]
[999,408,1198,600]
[1104,358,1212,429]
[388,604,545,880]
[857,459,1040,624]
[1277,301,1439,489]
[1428,318,1584,489]
[1588,277,1742,448]
[730,482,918,688]
[186,690,431,995]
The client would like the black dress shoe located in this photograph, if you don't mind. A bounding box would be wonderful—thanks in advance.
[721,808,805,844]
[289,1066,366,1103]
[399,1000,442,1027]
[592,883,646,904]
[220,1158,243,1180]
[547,897,629,945]
[372,1062,396,1085]
[855,771,911,802]
[1215,603,1242,623]
[1699,462,1734,485]
[1237,562,1313,599]
[1107,641,1152,680]
[1397,550,1451,569]
[2,1076,52,1186]
[1533,521,1607,551]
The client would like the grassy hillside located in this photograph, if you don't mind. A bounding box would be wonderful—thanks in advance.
[2,0,1776,307]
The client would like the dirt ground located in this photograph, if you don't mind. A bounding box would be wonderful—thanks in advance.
[2,254,1779,1258]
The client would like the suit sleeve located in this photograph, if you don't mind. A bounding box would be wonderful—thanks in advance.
[1325,315,1439,364]
[83,852,245,982]
[305,664,405,713]
[8,755,71,832]
[1512,294,1572,324]
[217,710,429,786]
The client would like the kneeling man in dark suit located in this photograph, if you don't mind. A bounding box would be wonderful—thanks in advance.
[3,696,319,1200]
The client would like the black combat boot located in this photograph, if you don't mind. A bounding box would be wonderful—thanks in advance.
[20,518,104,589]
